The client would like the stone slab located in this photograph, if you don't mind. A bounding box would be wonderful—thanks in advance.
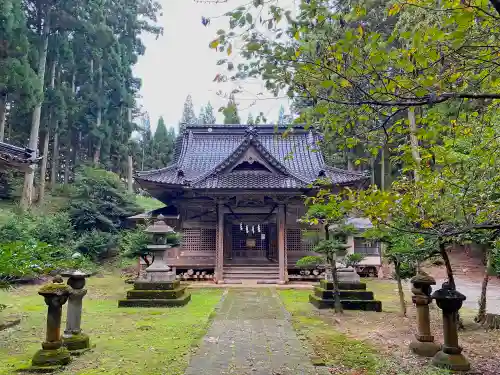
[320,280,367,290]
[126,287,187,299]
[183,289,329,375]
[313,287,374,300]
[118,293,191,308]
[133,280,180,290]
[309,294,382,312]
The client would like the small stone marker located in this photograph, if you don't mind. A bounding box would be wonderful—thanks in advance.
[431,282,470,372]
[409,273,440,357]
[28,276,71,371]
[61,270,91,353]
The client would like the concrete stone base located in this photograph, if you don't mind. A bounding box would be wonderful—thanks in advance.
[118,293,191,307]
[62,333,90,351]
[320,280,367,290]
[30,347,71,369]
[309,294,382,311]
[410,339,440,357]
[432,350,470,371]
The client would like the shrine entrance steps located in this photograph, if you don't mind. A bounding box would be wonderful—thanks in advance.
[223,262,279,284]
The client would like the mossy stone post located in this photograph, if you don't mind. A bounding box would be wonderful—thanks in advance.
[431,283,470,372]
[62,270,90,353]
[30,276,71,370]
[409,273,440,357]
[145,215,176,282]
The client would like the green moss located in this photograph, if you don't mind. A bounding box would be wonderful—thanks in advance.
[278,290,448,375]
[62,334,90,351]
[38,283,70,295]
[0,272,223,375]
[31,347,71,367]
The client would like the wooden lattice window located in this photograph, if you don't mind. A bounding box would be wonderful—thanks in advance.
[286,228,302,252]
[182,228,216,252]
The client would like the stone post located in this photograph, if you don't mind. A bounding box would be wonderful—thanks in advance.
[431,283,470,372]
[409,273,440,357]
[30,276,71,369]
[62,270,90,352]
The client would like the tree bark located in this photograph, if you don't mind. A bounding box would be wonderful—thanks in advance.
[325,225,343,313]
[127,155,133,193]
[408,107,421,182]
[475,250,492,323]
[380,145,386,191]
[394,261,407,317]
[439,242,455,289]
[21,14,50,209]
[50,131,59,187]
[0,93,7,142]
[93,59,103,166]
[38,130,50,203]
[370,156,375,185]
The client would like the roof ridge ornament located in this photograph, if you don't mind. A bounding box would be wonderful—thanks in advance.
[245,125,258,139]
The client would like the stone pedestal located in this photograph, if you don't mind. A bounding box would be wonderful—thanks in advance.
[62,271,90,353]
[409,273,440,357]
[28,276,71,371]
[309,275,382,312]
[118,217,190,307]
[431,283,470,372]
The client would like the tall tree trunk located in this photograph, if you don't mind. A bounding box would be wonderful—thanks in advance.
[408,107,421,182]
[50,131,59,187]
[370,156,375,185]
[21,15,50,209]
[380,145,386,191]
[38,130,50,203]
[127,155,133,193]
[475,250,492,323]
[64,145,71,185]
[39,59,57,202]
[394,261,407,317]
[439,242,455,289]
[93,59,103,166]
[0,93,7,142]
[325,225,343,313]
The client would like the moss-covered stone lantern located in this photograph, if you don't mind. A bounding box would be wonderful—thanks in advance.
[409,273,440,357]
[118,216,191,307]
[28,276,71,371]
[61,270,91,353]
[431,282,470,372]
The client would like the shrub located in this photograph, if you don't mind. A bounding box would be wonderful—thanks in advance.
[69,166,142,233]
[33,212,75,247]
[75,230,119,260]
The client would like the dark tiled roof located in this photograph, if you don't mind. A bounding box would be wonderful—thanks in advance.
[0,142,40,171]
[136,125,367,190]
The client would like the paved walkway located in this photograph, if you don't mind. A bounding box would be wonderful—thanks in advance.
[184,288,328,375]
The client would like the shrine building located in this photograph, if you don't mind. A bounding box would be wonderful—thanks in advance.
[135,124,369,284]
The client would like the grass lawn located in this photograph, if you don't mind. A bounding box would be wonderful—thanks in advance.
[279,279,500,375]
[0,273,223,375]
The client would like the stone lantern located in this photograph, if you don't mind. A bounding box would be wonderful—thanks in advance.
[409,273,440,357]
[61,270,91,353]
[143,215,176,282]
[29,276,71,370]
[118,216,191,307]
[431,282,470,372]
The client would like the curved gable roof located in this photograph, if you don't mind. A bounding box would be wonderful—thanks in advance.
[136,124,367,189]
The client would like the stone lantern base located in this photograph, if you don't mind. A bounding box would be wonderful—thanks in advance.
[27,346,71,372]
[118,280,191,307]
[62,333,90,353]
[432,348,471,372]
[409,338,440,357]
[309,279,382,311]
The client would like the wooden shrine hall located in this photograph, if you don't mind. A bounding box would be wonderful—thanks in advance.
[135,124,368,284]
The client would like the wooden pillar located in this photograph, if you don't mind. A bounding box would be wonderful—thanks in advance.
[215,203,224,283]
[278,203,286,284]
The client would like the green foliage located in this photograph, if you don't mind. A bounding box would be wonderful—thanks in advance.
[119,226,150,259]
[68,166,142,233]
[75,230,118,260]
[33,212,75,247]
[343,253,365,268]
[296,255,323,267]
[0,240,81,277]
[222,94,241,124]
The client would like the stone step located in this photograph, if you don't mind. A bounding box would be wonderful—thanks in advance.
[224,274,279,280]
[223,269,279,275]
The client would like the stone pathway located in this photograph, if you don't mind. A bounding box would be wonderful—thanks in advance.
[184,288,328,375]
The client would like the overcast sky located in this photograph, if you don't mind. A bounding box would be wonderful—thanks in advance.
[132,0,295,133]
